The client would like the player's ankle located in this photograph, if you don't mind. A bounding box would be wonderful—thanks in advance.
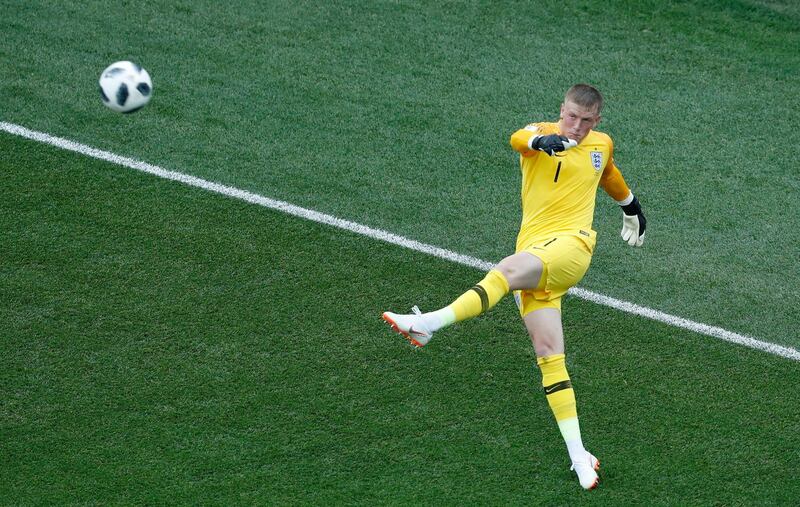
[423,307,455,332]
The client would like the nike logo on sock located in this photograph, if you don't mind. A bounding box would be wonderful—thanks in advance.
[544,379,572,395]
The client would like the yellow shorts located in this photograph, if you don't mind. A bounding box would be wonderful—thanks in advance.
[513,232,594,316]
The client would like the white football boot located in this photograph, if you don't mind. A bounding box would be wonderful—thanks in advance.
[382,306,432,348]
[570,452,600,490]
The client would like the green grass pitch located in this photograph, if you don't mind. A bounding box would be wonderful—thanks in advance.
[2,0,799,504]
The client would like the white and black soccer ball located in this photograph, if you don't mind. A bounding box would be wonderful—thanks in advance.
[98,61,152,113]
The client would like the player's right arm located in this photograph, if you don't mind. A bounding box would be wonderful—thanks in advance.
[510,124,577,156]
[510,125,541,157]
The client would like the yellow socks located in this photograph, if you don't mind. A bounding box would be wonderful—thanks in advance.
[538,353,577,422]
[447,269,510,322]
[415,269,510,335]
[538,354,584,453]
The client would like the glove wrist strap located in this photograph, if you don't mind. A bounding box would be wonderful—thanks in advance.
[621,195,641,216]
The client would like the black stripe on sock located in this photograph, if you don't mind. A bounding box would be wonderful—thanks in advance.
[470,285,489,314]
[543,379,572,395]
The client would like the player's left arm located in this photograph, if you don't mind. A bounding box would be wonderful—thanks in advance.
[599,153,647,247]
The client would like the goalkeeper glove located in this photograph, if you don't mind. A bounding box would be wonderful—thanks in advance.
[620,195,646,247]
[530,134,578,156]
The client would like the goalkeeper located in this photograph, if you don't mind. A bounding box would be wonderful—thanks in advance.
[382,84,646,491]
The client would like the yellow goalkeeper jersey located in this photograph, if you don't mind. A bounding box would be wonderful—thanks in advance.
[509,122,630,253]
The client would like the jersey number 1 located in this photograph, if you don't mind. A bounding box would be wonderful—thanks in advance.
[554,162,562,183]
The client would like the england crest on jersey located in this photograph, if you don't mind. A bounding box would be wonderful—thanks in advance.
[590,151,603,171]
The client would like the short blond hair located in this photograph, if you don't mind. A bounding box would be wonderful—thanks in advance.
[565,84,603,114]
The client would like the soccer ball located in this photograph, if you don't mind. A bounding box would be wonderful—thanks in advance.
[98,61,152,113]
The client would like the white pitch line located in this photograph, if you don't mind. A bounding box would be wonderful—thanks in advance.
[3,120,798,362]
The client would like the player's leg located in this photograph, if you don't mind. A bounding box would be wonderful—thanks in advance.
[382,252,542,347]
[447,251,543,321]
[515,234,598,489]
[524,307,599,490]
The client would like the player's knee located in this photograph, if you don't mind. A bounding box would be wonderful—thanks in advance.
[529,327,564,357]
[533,335,561,357]
[496,262,516,285]
[497,254,542,290]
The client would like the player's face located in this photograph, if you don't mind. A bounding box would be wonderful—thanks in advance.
[559,101,600,143]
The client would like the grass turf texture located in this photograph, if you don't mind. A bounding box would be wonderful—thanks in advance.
[1,0,799,349]
[2,128,799,505]
[2,0,800,503]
